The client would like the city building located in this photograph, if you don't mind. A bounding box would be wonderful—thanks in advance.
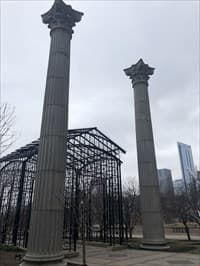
[158,168,174,197]
[173,179,184,194]
[177,142,196,189]
[197,170,200,180]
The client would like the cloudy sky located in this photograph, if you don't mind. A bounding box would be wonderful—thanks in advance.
[1,0,199,183]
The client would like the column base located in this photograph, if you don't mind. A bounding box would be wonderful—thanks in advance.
[20,261,66,266]
[140,240,170,250]
[67,262,88,266]
[20,253,66,266]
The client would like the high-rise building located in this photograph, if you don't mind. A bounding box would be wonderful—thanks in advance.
[197,170,200,180]
[173,179,184,194]
[177,142,196,188]
[158,169,174,197]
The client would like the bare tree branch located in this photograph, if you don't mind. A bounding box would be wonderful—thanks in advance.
[0,103,16,156]
[123,180,140,239]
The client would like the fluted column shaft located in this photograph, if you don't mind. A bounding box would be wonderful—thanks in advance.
[21,1,83,265]
[23,27,70,264]
[124,59,167,248]
[134,81,165,245]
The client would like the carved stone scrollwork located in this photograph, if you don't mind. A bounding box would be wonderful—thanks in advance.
[42,0,83,36]
[124,59,154,86]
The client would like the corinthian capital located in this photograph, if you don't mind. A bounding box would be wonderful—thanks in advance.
[42,0,83,35]
[124,59,154,86]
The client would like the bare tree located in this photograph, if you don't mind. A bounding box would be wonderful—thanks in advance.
[186,172,200,226]
[172,193,192,241]
[165,173,200,241]
[160,195,175,224]
[123,181,140,240]
[0,103,16,156]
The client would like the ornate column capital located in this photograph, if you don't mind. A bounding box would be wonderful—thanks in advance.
[42,0,83,36]
[124,59,154,86]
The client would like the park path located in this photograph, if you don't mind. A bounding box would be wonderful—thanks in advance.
[134,233,200,241]
[66,245,200,266]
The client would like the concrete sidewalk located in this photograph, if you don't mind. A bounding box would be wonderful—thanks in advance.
[134,234,200,241]
[66,245,200,266]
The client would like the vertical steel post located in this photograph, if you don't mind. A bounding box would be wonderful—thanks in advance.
[12,160,26,245]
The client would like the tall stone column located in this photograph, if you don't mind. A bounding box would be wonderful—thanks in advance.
[124,59,168,249]
[21,1,83,265]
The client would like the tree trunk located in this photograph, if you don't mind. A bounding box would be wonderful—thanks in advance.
[100,226,103,240]
[129,228,133,239]
[125,225,128,241]
[183,221,191,241]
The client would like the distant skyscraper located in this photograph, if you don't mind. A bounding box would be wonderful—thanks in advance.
[158,169,174,197]
[173,179,184,194]
[197,170,200,180]
[177,142,196,188]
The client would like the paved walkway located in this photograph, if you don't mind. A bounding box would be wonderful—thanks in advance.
[66,245,200,266]
[134,234,200,241]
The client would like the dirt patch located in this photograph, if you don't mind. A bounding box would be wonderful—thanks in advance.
[0,250,24,266]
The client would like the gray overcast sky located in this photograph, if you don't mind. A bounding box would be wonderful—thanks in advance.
[1,0,199,183]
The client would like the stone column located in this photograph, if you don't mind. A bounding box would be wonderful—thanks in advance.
[21,1,83,265]
[124,59,168,249]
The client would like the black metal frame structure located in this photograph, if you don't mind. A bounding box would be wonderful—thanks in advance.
[0,127,125,250]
